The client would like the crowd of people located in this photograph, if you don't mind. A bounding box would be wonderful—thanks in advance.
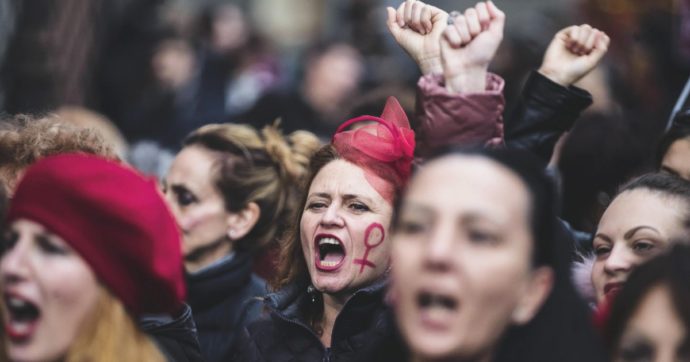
[0,0,689,361]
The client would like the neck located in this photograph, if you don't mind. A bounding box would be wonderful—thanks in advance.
[184,239,233,274]
[319,292,350,347]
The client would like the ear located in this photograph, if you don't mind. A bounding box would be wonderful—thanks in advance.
[511,266,554,325]
[226,202,261,241]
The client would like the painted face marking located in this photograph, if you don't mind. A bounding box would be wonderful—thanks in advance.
[353,223,385,273]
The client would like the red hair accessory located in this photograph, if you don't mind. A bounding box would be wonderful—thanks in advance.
[7,154,185,316]
[332,97,415,202]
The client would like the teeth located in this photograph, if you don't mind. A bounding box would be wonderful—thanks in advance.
[318,238,340,246]
[320,260,339,267]
[10,320,30,333]
[8,297,27,308]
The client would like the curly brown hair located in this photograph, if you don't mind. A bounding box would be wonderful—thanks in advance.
[0,114,117,194]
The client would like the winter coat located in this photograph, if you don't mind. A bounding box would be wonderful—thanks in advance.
[140,303,204,362]
[234,279,403,362]
[504,71,593,164]
[415,72,505,156]
[186,251,267,362]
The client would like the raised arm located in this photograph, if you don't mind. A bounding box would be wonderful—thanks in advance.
[505,24,610,163]
[386,0,447,75]
[388,1,506,156]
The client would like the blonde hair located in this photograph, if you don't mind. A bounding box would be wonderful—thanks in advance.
[0,287,165,362]
[183,122,320,252]
[65,287,166,362]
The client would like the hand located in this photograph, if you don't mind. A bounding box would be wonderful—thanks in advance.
[539,24,610,87]
[386,0,448,75]
[440,1,505,92]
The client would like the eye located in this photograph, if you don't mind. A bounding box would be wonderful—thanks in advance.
[397,219,426,236]
[617,341,654,362]
[632,239,655,255]
[348,202,370,213]
[1,230,18,254]
[306,201,328,211]
[36,235,69,255]
[467,228,498,245]
[176,190,197,207]
[594,245,611,258]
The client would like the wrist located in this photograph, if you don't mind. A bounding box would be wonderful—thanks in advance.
[417,55,442,75]
[537,66,574,87]
[444,69,487,93]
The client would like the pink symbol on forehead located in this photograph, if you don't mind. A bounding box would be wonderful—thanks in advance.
[353,223,385,273]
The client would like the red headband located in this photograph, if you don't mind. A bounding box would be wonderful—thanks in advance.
[332,97,415,201]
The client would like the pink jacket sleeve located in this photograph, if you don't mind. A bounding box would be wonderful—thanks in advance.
[415,73,505,157]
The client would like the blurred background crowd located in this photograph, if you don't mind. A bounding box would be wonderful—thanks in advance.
[0,0,688,232]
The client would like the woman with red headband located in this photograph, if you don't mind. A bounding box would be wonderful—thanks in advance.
[235,96,414,360]
[0,154,185,361]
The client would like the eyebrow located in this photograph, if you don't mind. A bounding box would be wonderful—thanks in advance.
[660,165,680,177]
[308,193,374,204]
[170,184,195,196]
[593,233,612,243]
[624,226,660,240]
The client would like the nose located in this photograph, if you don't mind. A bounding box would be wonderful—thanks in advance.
[1,238,30,285]
[604,242,635,276]
[423,219,454,272]
[320,203,345,228]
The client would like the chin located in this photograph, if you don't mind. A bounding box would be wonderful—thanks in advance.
[310,273,351,295]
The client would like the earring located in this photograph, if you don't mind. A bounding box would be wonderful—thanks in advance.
[307,285,318,304]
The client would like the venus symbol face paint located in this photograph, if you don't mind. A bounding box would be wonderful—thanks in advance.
[300,160,393,296]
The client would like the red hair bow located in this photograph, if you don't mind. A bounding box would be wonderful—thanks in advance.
[332,97,416,201]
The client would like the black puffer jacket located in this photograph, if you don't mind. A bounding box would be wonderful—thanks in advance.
[234,279,403,361]
[140,303,204,362]
[505,71,593,164]
[186,251,266,362]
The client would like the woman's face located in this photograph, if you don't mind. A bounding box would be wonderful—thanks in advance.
[1,219,100,362]
[300,159,393,296]
[615,284,689,362]
[391,155,552,361]
[592,189,687,304]
[661,138,690,181]
[165,146,232,266]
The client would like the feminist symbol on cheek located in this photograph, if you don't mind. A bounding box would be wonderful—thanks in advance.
[353,223,385,274]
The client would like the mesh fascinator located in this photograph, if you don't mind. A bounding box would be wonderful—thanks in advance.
[332,97,416,202]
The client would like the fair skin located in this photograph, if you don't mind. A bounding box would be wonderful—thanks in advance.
[592,189,687,304]
[1,219,101,362]
[661,138,690,181]
[300,159,393,346]
[386,1,505,93]
[539,24,610,87]
[164,145,259,273]
[392,155,553,362]
[303,45,364,118]
[615,284,689,362]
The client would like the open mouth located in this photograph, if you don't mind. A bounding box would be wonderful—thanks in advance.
[4,293,40,342]
[315,234,346,271]
[418,291,458,310]
[416,291,458,330]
